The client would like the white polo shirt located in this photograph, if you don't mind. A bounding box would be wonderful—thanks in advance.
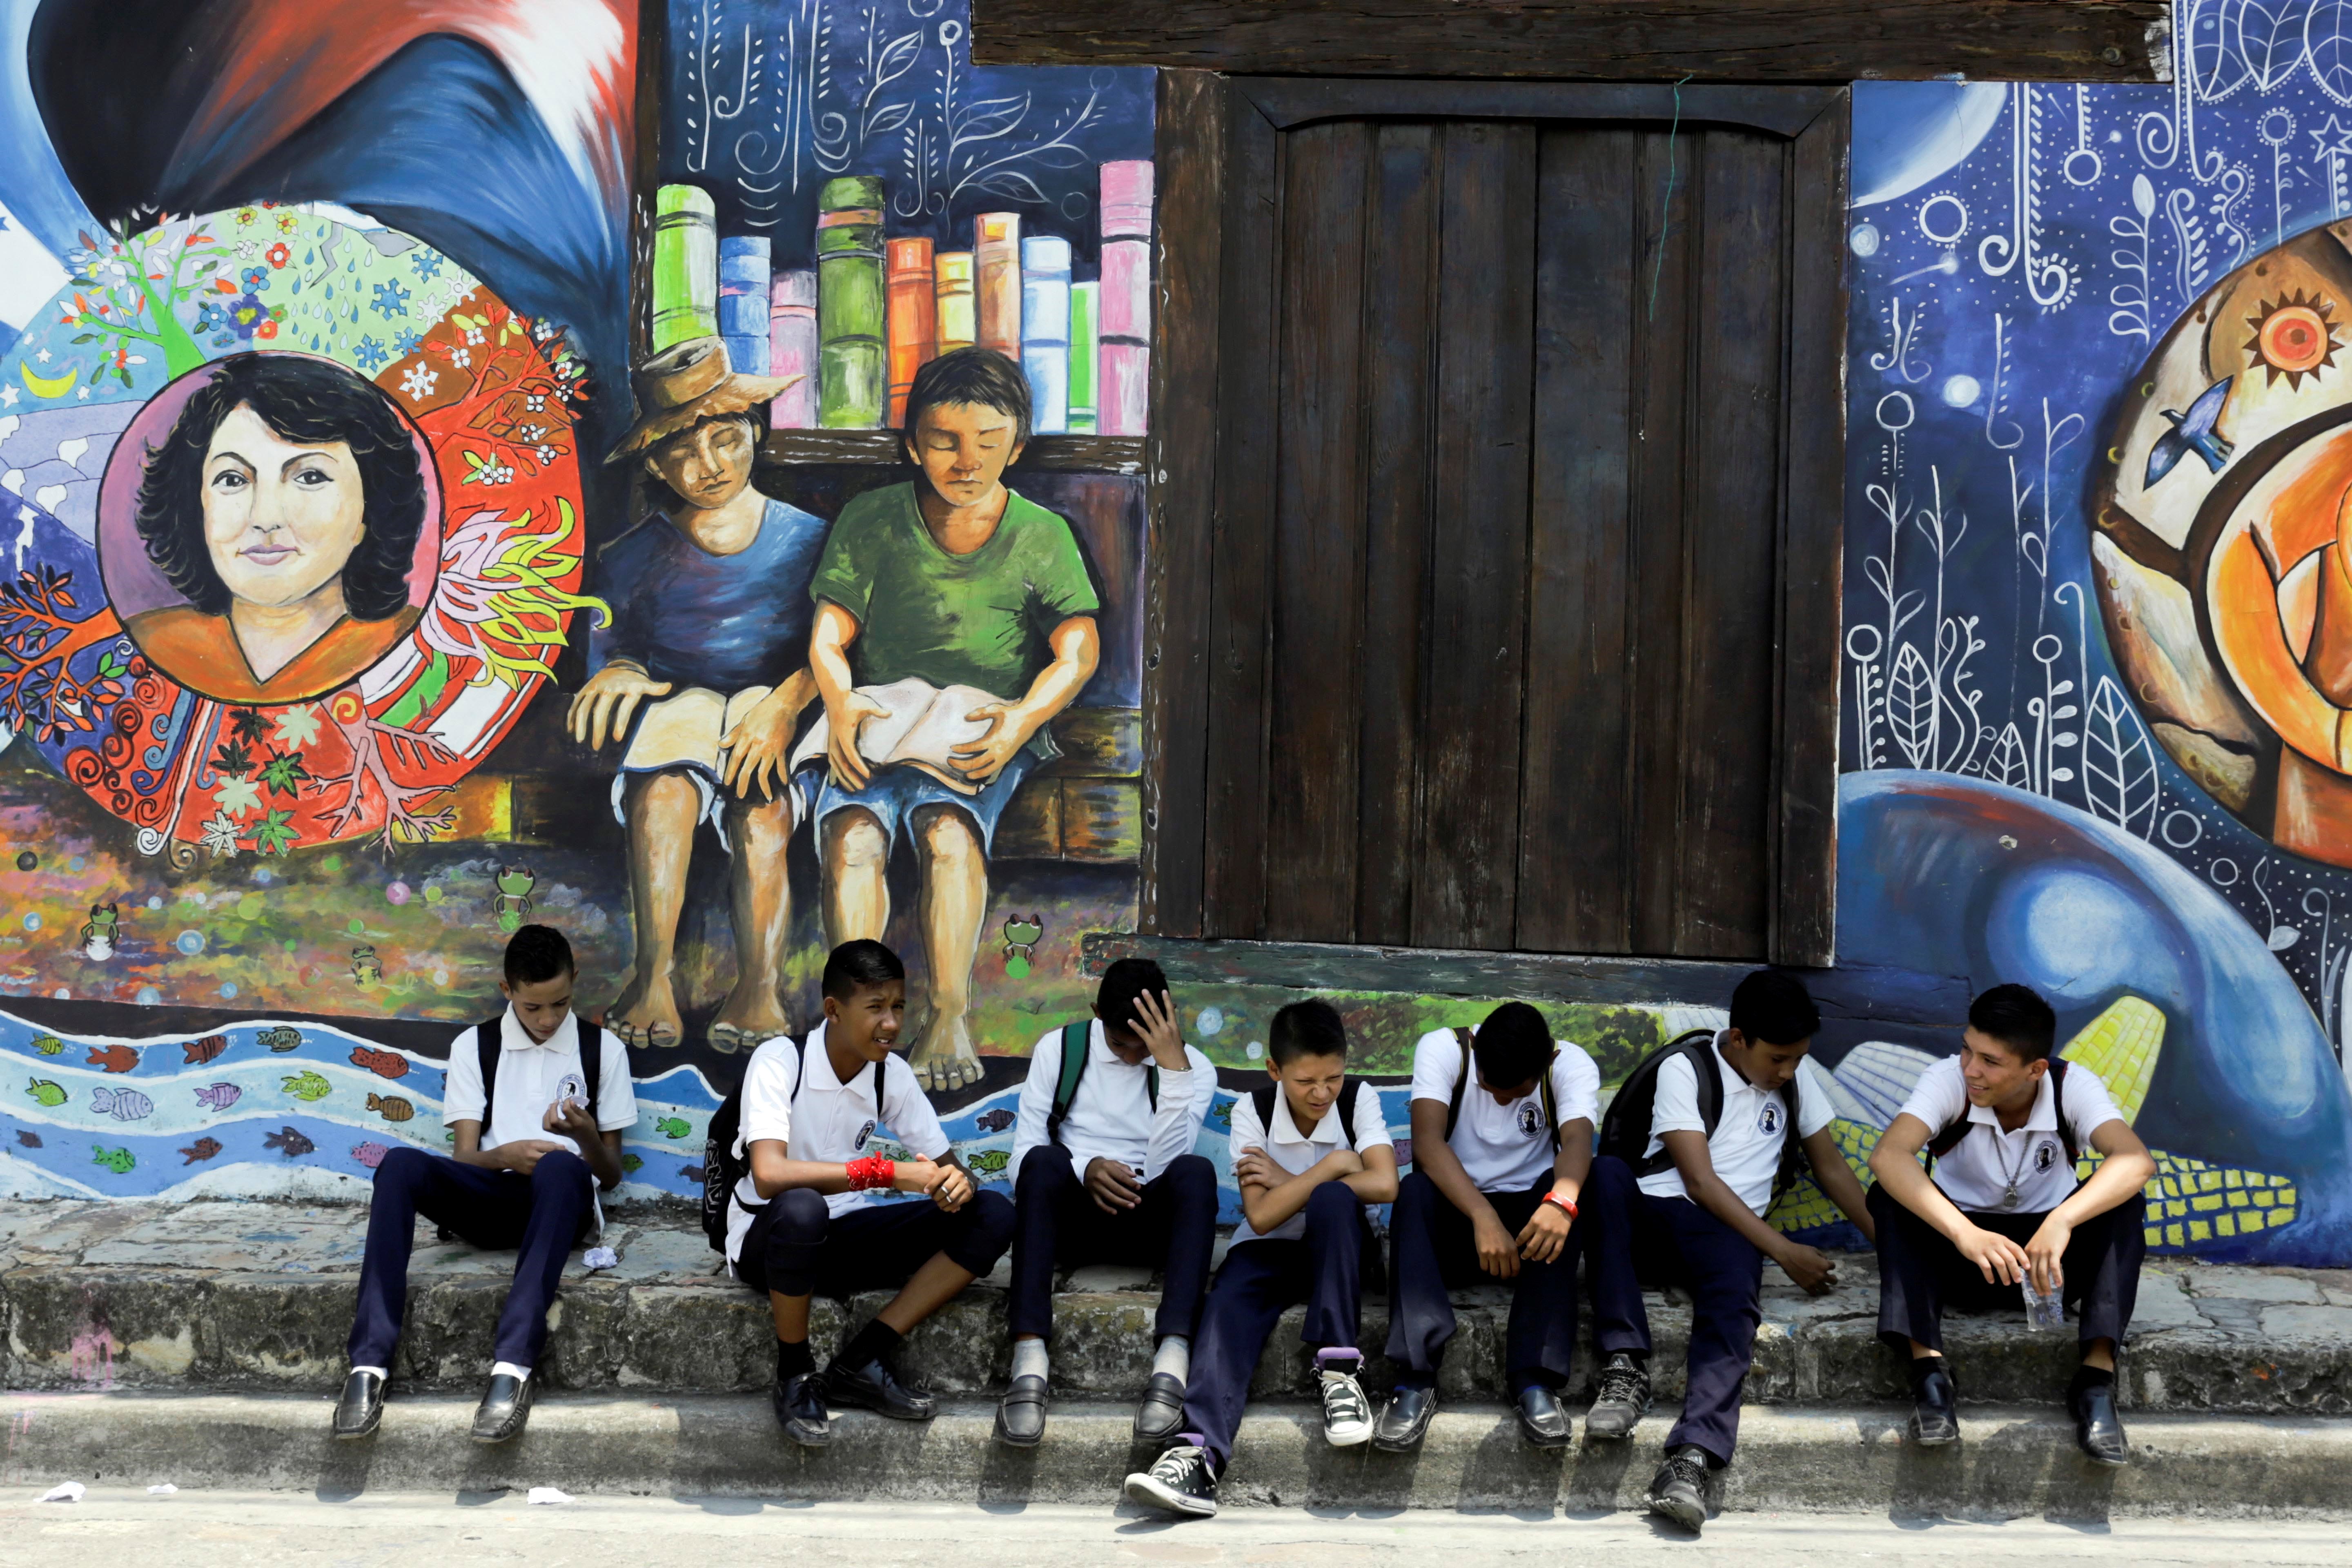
[725,1021,953,1265]
[441,1007,637,1157]
[1407,1027,1601,1194]
[1636,1033,1833,1215]
[1227,1080,1393,1244]
[1895,1055,2122,1214]
[1007,1020,1214,1187]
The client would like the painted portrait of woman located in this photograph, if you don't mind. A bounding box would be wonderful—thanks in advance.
[125,353,429,704]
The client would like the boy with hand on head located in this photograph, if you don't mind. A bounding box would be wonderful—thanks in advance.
[1376,1001,1600,1452]
[1123,1000,1398,1520]
[1582,970,1875,1535]
[725,939,1014,1448]
[334,924,635,1445]
[1866,983,2154,1466]
[997,957,1218,1447]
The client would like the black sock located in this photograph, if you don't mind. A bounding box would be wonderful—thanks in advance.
[1908,1354,1948,1390]
[775,1337,814,1381]
[837,1319,903,1368]
[2070,1364,2114,1397]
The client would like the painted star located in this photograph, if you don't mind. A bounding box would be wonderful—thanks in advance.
[75,386,88,400]
[34,349,49,363]
[1,385,17,408]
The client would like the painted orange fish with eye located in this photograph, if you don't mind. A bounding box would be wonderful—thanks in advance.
[86,1045,138,1074]
[348,1046,410,1080]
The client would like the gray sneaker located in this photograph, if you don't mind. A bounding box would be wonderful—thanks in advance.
[1585,1351,1651,1440]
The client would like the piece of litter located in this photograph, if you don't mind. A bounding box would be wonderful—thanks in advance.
[527,1487,573,1506]
[583,1246,617,1270]
[40,1482,84,1503]
[147,1483,177,1496]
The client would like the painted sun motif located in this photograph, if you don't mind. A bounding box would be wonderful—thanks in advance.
[2247,290,2343,388]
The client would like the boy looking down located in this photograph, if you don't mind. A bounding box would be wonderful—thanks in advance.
[998,957,1217,1447]
[1123,1000,1397,1520]
[334,924,635,1445]
[1376,1001,1600,1452]
[1582,970,1875,1535]
[1866,983,2154,1466]
[726,939,1015,1448]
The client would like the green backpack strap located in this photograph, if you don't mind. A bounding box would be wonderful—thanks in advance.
[1048,1019,1093,1138]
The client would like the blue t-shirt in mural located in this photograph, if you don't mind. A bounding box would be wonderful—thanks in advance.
[597,497,830,694]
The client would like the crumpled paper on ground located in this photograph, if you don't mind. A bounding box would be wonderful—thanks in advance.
[527,1486,574,1506]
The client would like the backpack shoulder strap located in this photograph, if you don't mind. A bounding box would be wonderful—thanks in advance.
[1337,1077,1364,1150]
[1541,1047,1560,1152]
[1444,1026,1473,1140]
[1690,1032,1726,1138]
[1250,1083,1277,1138]
[578,1022,604,1118]
[1146,1062,1160,1113]
[476,1021,501,1129]
[2050,1056,2080,1165]
[791,1033,809,1105]
[1048,1020,1091,1137]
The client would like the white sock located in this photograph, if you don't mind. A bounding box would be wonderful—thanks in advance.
[491,1360,532,1382]
[1011,1339,1049,1382]
[349,1365,387,1382]
[1152,1336,1190,1383]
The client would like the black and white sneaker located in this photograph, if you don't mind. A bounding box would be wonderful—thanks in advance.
[1319,1354,1372,1447]
[1647,1443,1712,1533]
[1585,1351,1652,1441]
[1124,1443,1218,1518]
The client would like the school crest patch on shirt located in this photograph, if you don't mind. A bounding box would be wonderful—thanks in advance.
[1757,1100,1783,1136]
[2035,1138,2060,1172]
[1517,1100,1545,1138]
[854,1118,877,1151]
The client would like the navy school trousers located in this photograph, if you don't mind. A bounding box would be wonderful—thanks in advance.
[1869,1180,2144,1356]
[1180,1180,1370,1470]
[347,1146,595,1371]
[735,1185,1015,1299]
[1582,1154,1764,1468]
[1384,1167,1581,1390]
[1009,1143,1218,1342]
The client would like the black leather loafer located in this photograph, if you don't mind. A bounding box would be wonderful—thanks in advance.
[2072,1379,2129,1467]
[1134,1371,1187,1443]
[825,1354,936,1420]
[332,1369,383,1440]
[994,1373,1049,1447]
[469,1372,534,1444]
[1372,1382,1439,1452]
[1910,1361,1960,1446]
[773,1370,831,1447]
[1514,1384,1572,1448]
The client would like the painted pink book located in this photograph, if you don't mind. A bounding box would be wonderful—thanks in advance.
[1098,160,1151,435]
[768,269,818,428]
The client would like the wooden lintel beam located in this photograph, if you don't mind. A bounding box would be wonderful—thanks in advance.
[972,1,2170,83]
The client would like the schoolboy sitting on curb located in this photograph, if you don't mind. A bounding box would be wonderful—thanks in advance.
[997,956,1217,1446]
[334,923,635,1445]
[724,939,1014,1447]
[1123,999,1397,1519]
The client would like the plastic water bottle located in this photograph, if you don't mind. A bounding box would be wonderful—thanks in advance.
[2021,1277,2066,1331]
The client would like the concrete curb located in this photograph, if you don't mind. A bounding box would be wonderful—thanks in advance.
[3,1391,2348,1519]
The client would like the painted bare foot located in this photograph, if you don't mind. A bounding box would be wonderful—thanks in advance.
[907,1007,983,1091]
[607,971,684,1049]
[709,987,794,1053]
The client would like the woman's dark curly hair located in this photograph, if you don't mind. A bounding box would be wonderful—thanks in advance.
[134,353,428,620]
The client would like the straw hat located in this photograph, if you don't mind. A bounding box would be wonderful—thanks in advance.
[604,336,799,464]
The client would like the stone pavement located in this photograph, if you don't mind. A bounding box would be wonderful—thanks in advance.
[3,1198,2350,1413]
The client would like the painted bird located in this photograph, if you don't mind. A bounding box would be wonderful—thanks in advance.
[2145,375,2236,486]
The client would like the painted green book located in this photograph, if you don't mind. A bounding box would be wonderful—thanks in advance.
[816,176,886,428]
[1067,280,1099,434]
[651,184,716,351]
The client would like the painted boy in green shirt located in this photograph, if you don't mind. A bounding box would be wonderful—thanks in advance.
[802,348,1101,1089]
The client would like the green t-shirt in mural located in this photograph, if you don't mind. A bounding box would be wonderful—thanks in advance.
[810,481,1101,760]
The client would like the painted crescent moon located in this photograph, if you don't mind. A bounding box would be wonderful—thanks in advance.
[17,359,79,399]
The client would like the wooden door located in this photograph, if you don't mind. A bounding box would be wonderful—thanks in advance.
[1147,79,1846,965]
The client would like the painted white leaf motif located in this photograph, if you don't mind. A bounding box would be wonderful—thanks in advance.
[1984,724,2033,790]
[2082,676,2162,835]
[2238,0,2314,92]
[1887,642,1936,769]
[2270,924,2304,951]
[2187,0,2254,100]
[2309,0,2352,103]
[2133,173,2157,220]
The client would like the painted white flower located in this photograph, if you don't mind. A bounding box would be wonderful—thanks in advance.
[236,241,258,260]
[525,393,546,411]
[449,347,471,369]
[400,363,437,401]
[272,704,322,748]
[534,444,558,466]
[215,773,263,816]
[463,327,485,345]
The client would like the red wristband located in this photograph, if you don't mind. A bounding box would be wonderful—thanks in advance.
[875,1157,896,1191]
[1542,1192,1578,1220]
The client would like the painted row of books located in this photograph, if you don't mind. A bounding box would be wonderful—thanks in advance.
[650,163,1152,436]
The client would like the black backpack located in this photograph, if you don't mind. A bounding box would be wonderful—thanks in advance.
[700,1035,834,1252]
[1597,1028,1806,1204]
[1442,1025,1559,1152]
[1924,1056,2080,1172]
[1047,1018,1158,1139]
[472,1017,606,1129]
[1249,1078,1369,1150]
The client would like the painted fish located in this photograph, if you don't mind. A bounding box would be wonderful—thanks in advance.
[85,1044,138,1074]
[90,1086,154,1122]
[194,1082,242,1111]
[259,1026,302,1053]
[348,1046,409,1080]
[972,1108,1015,1133]
[16,1129,41,1147]
[91,1144,135,1174]
[367,1093,414,1123]
[264,1125,314,1158]
[621,1152,643,1174]
[680,1163,706,1183]
[179,1138,222,1165]
[30,1035,62,1056]
[350,1142,392,1169]
[281,1071,331,1102]
[181,1035,229,1065]
[25,1078,65,1108]
[655,1116,691,1139]
[965,1148,1011,1177]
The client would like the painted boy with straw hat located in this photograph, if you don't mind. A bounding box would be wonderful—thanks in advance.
[569,336,826,1052]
